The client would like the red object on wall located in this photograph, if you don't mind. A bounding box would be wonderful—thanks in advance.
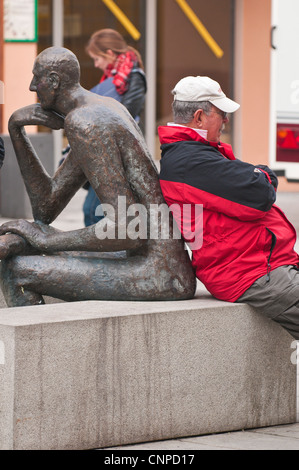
[277,123,299,162]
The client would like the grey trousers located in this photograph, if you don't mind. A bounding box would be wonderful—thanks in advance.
[237,265,299,340]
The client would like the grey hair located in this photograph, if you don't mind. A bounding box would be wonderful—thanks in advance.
[171,100,213,125]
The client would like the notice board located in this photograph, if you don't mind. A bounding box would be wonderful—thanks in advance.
[4,0,38,42]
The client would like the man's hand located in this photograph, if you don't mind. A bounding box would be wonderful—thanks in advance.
[0,137,5,168]
[255,164,278,190]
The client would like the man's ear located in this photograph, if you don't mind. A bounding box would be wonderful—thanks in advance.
[49,72,60,89]
[193,109,204,128]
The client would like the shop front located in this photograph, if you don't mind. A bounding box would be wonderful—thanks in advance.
[2,0,236,159]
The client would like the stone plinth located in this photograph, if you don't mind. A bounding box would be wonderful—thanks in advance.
[0,296,296,450]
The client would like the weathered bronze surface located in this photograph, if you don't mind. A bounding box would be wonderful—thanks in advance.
[0,47,196,307]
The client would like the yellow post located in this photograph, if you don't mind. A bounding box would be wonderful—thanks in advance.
[102,0,141,41]
[175,0,224,59]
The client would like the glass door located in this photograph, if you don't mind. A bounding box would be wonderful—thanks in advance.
[156,0,235,149]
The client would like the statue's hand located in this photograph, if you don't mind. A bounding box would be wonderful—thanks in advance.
[0,219,59,252]
[0,234,27,259]
[8,104,64,131]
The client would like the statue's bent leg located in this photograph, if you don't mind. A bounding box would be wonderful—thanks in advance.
[0,234,28,259]
[0,250,196,307]
[0,256,45,307]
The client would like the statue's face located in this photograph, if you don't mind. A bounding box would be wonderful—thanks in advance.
[29,61,56,110]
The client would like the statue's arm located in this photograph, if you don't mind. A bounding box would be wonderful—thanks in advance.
[8,104,87,224]
[0,216,143,253]
[1,110,147,254]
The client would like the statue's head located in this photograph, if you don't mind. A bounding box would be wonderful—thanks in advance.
[29,47,81,110]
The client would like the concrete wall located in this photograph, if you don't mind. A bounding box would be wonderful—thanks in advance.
[0,297,296,450]
[0,134,54,219]
[3,43,37,134]
[234,0,272,166]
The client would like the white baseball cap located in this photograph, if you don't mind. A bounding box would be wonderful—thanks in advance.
[172,76,240,113]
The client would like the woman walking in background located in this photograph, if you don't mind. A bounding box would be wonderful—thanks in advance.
[86,28,146,122]
[83,28,147,226]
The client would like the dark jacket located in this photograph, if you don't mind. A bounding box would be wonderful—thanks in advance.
[158,125,299,302]
[121,66,147,120]
[91,66,147,121]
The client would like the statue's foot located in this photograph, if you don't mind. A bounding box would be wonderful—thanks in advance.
[0,234,27,259]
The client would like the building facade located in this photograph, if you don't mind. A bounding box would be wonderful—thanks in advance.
[2,0,297,190]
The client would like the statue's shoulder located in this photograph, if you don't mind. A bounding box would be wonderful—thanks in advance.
[64,104,101,130]
[65,101,130,134]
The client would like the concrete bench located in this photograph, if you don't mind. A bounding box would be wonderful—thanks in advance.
[0,293,296,450]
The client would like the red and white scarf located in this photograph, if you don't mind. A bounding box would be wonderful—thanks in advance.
[100,50,137,95]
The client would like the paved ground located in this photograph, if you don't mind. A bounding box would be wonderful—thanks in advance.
[100,423,299,450]
[1,188,299,450]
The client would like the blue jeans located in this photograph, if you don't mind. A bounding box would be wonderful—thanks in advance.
[83,185,104,226]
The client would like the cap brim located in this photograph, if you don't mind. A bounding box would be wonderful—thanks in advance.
[210,96,240,113]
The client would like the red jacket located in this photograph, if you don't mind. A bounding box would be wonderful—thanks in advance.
[158,125,299,302]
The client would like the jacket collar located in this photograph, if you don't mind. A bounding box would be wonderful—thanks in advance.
[158,125,236,161]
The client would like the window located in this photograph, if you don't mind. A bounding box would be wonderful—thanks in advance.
[157,0,235,144]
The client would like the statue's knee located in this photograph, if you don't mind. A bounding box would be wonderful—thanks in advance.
[0,256,27,285]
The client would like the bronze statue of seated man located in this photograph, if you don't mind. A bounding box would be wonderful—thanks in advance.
[0,47,196,307]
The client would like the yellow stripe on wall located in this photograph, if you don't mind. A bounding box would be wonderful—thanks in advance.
[175,0,224,58]
[102,0,141,41]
